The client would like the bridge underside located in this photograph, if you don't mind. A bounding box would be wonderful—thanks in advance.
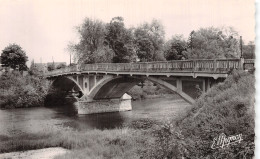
[52,77,82,92]
[93,77,141,99]
[48,73,222,114]
[45,58,255,114]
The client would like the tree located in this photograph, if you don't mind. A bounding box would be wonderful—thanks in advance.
[164,35,187,60]
[69,18,110,64]
[47,64,55,71]
[187,30,195,49]
[56,63,66,69]
[243,41,255,59]
[134,19,165,62]
[29,60,41,75]
[183,27,240,59]
[1,44,28,71]
[105,17,135,63]
[134,28,154,61]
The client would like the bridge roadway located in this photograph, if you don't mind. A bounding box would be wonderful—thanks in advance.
[46,58,254,79]
[45,58,254,114]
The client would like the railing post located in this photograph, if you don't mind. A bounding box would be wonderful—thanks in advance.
[240,58,244,70]
[193,60,197,72]
[214,59,217,72]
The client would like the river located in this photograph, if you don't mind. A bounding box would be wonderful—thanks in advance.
[0,96,190,136]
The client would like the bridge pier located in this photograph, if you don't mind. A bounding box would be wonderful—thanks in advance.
[77,93,132,115]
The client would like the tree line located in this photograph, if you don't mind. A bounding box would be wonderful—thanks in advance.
[0,16,255,71]
[68,16,255,64]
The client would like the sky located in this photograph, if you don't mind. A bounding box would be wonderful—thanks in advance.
[0,0,256,65]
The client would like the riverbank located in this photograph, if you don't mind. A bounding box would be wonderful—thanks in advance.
[0,147,68,159]
[0,97,191,158]
[0,127,152,158]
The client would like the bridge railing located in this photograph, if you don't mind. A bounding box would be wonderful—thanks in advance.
[45,65,79,76]
[244,59,255,70]
[79,58,243,73]
[45,58,254,76]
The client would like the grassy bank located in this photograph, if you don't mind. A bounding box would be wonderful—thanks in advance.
[177,70,255,158]
[0,70,254,158]
[0,126,155,159]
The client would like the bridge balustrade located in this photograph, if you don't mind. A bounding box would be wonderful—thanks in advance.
[46,58,255,76]
[244,59,255,70]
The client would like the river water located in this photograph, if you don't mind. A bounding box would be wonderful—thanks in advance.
[0,96,190,136]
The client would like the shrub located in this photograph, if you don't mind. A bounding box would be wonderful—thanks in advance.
[0,72,51,108]
[147,70,255,158]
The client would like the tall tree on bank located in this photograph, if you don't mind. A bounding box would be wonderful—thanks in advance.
[164,35,187,60]
[69,18,113,64]
[183,27,240,59]
[1,44,28,71]
[187,30,195,50]
[134,19,165,62]
[243,41,255,59]
[105,17,135,63]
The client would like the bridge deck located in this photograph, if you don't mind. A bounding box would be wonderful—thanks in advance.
[45,58,254,79]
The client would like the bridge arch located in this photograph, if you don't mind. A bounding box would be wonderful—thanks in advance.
[87,75,195,103]
[50,76,84,95]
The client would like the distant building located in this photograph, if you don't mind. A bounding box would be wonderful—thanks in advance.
[33,62,67,73]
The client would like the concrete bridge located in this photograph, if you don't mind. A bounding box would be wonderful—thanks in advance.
[45,58,254,114]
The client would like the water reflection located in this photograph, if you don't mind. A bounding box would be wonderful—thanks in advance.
[0,97,191,136]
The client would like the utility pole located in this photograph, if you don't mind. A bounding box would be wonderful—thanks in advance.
[52,56,54,65]
[70,53,71,66]
[240,36,243,58]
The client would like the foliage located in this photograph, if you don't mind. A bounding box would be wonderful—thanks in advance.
[147,70,255,158]
[69,17,136,64]
[1,44,28,71]
[134,19,165,62]
[183,27,240,59]
[0,71,51,108]
[105,17,136,63]
[47,64,55,71]
[69,17,246,63]
[187,30,195,49]
[127,80,173,100]
[243,41,255,59]
[28,60,43,76]
[164,35,187,60]
[56,63,66,69]
[69,18,112,64]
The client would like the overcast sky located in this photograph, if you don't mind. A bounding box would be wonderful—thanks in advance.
[0,0,256,64]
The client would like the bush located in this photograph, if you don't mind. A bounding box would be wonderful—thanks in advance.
[147,70,255,158]
[0,72,51,108]
[127,80,174,100]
